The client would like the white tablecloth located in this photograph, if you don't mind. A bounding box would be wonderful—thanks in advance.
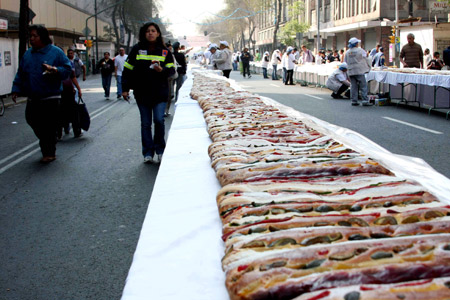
[120,73,228,300]
[366,70,450,88]
[121,69,450,300]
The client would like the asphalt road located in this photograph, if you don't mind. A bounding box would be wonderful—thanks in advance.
[0,70,448,300]
[0,75,174,300]
[229,71,450,179]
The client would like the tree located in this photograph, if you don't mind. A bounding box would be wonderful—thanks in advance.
[279,1,309,47]
[272,0,282,50]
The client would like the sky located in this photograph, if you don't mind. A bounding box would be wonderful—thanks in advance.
[159,0,226,37]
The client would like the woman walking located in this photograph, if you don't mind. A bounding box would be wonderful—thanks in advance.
[122,22,176,164]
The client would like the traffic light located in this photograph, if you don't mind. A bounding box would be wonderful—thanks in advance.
[86,40,93,48]
[389,36,395,44]
[391,26,396,36]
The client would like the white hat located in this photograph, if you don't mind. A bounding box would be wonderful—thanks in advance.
[348,37,361,44]
[209,43,218,50]
[339,62,348,70]
[264,51,269,55]
[219,41,229,47]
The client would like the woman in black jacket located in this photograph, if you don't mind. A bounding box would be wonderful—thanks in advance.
[122,22,175,164]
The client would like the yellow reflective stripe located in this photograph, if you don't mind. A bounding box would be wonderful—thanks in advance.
[136,55,165,61]
[124,62,134,70]
[165,63,175,68]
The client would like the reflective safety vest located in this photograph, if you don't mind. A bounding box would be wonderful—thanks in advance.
[122,43,175,102]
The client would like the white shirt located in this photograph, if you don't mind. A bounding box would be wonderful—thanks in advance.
[287,53,296,70]
[114,54,128,76]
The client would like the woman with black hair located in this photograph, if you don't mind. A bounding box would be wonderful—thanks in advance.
[122,22,175,164]
[11,25,72,163]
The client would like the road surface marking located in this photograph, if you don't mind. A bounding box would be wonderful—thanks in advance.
[270,84,280,88]
[0,148,40,175]
[0,141,39,166]
[0,100,123,175]
[304,94,324,100]
[382,117,443,134]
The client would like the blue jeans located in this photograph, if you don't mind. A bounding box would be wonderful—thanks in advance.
[102,74,112,97]
[135,100,166,157]
[349,74,368,103]
[116,75,122,97]
[272,64,278,80]
[282,67,287,83]
[262,67,268,78]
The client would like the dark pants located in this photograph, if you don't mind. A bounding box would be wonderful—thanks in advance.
[25,98,60,157]
[59,91,81,137]
[285,70,294,85]
[135,98,166,158]
[242,63,250,77]
[174,74,186,101]
[102,74,112,97]
[262,67,268,78]
[222,69,232,78]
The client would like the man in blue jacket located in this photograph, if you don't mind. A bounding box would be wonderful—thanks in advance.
[12,25,72,163]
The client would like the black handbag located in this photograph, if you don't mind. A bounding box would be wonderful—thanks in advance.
[76,97,90,131]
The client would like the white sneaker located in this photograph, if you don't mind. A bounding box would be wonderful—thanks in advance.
[154,154,162,164]
[143,156,153,164]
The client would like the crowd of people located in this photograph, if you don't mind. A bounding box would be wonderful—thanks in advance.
[11,23,191,165]
[10,24,449,164]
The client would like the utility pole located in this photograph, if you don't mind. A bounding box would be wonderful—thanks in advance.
[95,0,99,64]
[316,0,320,54]
[395,0,399,67]
[18,0,29,61]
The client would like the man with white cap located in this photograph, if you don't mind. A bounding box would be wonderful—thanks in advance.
[203,42,212,65]
[344,37,372,106]
[215,41,233,78]
[285,47,296,85]
[208,43,221,70]
[326,62,351,99]
[271,49,281,80]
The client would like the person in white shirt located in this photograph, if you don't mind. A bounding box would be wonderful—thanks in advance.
[203,42,212,65]
[423,48,432,67]
[285,47,296,85]
[208,44,221,70]
[326,62,351,99]
[281,49,288,83]
[270,49,281,80]
[114,48,128,99]
[344,37,372,106]
[215,41,233,78]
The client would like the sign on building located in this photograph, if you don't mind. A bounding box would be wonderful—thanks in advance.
[430,1,450,12]
[0,19,8,30]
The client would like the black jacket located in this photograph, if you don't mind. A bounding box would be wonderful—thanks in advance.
[240,52,252,64]
[122,42,175,103]
[97,58,115,77]
[173,50,187,75]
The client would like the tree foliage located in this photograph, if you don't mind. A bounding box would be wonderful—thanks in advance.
[279,1,309,46]
[100,0,164,52]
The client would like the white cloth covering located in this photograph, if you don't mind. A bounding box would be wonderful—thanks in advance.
[121,68,450,300]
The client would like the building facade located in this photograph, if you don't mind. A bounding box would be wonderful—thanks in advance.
[255,0,450,65]
[0,0,118,63]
